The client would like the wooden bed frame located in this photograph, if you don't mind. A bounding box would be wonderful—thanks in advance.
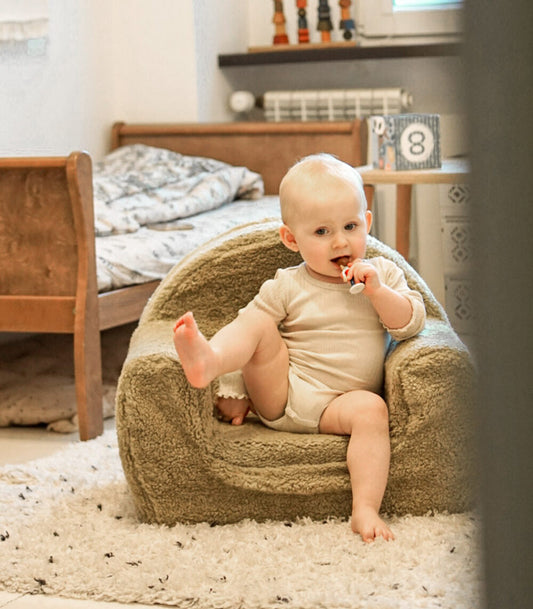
[0,120,367,440]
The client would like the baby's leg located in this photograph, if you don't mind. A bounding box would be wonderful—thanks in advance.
[174,309,288,421]
[319,391,394,543]
[173,312,219,387]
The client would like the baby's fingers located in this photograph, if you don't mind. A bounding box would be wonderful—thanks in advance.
[348,259,369,281]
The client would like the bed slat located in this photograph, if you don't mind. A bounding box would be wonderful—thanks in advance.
[0,295,76,332]
[98,281,160,331]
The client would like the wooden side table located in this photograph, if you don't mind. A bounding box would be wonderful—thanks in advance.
[357,159,470,260]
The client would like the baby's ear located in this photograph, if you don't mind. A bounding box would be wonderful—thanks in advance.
[279,224,299,252]
[365,210,373,234]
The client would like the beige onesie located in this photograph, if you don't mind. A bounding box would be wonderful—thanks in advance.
[218,257,426,433]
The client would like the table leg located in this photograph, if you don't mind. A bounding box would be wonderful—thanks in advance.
[396,184,412,260]
[363,184,375,211]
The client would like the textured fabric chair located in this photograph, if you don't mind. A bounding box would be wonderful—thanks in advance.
[116,220,476,525]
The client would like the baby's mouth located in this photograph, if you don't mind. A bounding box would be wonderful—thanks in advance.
[331,255,351,268]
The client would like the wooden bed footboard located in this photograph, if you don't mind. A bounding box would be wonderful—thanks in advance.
[0,121,366,440]
[0,153,103,440]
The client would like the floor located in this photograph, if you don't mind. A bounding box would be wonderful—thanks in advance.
[0,316,475,609]
[0,419,165,609]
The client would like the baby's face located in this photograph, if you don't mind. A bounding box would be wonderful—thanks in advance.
[282,172,372,284]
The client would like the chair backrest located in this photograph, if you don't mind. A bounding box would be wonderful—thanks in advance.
[142,221,448,336]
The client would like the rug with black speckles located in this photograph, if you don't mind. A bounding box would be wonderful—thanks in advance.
[0,429,483,608]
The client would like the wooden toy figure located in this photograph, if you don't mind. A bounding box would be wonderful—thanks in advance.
[272,0,289,45]
[317,0,333,42]
[296,0,309,44]
[339,0,356,40]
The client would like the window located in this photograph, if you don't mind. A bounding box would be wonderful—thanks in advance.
[355,0,463,40]
[393,1,461,7]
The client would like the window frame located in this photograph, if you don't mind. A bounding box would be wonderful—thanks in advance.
[355,0,463,39]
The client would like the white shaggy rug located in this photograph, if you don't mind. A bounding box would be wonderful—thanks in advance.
[0,430,482,608]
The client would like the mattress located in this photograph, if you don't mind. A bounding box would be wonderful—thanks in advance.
[92,143,281,292]
[96,195,281,292]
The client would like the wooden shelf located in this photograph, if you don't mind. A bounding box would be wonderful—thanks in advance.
[218,42,462,67]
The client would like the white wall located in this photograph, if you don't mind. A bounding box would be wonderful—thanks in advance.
[192,0,248,122]
[109,0,200,129]
[0,0,114,158]
[1,0,463,157]
[0,0,465,308]
[0,0,247,160]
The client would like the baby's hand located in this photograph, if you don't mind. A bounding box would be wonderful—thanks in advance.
[215,397,252,426]
[344,259,382,294]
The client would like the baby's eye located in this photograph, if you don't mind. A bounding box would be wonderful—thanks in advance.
[315,227,328,236]
[344,223,357,231]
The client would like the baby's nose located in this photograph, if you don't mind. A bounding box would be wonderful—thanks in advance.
[332,232,348,247]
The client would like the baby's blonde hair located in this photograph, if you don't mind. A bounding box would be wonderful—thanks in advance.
[279,153,366,224]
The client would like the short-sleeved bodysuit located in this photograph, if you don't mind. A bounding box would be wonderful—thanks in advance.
[218,257,426,433]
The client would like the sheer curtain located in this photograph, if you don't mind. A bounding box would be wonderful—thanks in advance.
[0,0,48,41]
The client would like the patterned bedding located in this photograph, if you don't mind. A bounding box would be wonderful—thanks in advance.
[93,145,281,292]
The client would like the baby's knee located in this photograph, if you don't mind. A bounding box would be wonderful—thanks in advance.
[355,392,389,426]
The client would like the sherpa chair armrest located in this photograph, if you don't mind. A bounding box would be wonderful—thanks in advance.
[382,317,476,514]
[117,319,217,446]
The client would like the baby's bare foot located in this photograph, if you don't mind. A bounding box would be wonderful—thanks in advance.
[173,312,218,388]
[351,505,395,543]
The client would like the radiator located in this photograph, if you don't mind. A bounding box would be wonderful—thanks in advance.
[263,88,412,122]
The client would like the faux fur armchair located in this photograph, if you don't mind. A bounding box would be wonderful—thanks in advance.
[116,220,476,525]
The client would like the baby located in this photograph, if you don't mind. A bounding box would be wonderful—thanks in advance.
[174,153,426,542]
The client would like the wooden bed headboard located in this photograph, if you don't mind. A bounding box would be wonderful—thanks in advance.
[111,121,368,195]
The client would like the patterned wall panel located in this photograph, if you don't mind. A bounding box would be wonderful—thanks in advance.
[439,183,474,337]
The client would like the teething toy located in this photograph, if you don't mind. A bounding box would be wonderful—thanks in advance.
[336,256,365,294]
[341,265,365,294]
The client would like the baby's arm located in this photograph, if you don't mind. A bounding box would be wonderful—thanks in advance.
[216,371,252,425]
[216,397,252,426]
[345,260,413,329]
